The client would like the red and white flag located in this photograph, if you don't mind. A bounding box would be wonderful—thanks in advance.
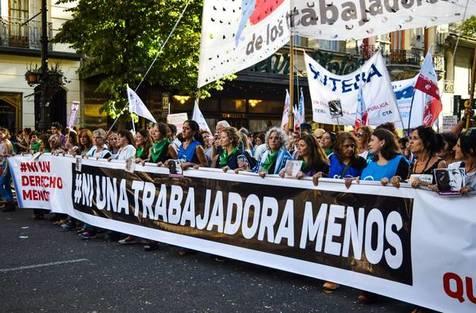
[414,52,442,126]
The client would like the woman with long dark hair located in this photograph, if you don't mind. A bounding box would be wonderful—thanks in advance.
[290,133,329,178]
[409,126,446,188]
[361,128,410,182]
[176,120,207,169]
[134,129,152,161]
[327,132,367,179]
[112,129,136,160]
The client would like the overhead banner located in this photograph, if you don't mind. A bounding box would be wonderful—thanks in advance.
[8,155,476,313]
[292,0,476,40]
[198,0,476,86]
[305,52,400,126]
[198,0,290,87]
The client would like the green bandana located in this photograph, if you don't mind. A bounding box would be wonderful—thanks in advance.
[219,147,239,168]
[136,146,146,159]
[150,139,170,163]
[31,141,42,153]
[261,150,278,173]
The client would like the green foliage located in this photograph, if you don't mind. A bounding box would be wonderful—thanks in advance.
[460,16,476,37]
[54,0,233,116]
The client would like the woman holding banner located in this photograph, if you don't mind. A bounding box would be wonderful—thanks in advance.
[280,133,329,179]
[111,130,136,161]
[176,120,207,169]
[256,127,292,177]
[409,126,447,188]
[148,123,177,164]
[326,132,366,180]
[447,128,476,195]
[361,128,410,183]
[134,129,151,161]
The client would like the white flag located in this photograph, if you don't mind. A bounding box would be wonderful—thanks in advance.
[281,89,290,129]
[192,99,211,133]
[127,85,157,124]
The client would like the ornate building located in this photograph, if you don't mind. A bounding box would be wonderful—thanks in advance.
[0,0,80,132]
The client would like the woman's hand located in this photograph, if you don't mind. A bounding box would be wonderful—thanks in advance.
[296,171,304,180]
[390,176,401,188]
[278,169,286,178]
[380,177,389,186]
[460,186,472,195]
[259,171,266,178]
[222,166,230,173]
[312,172,323,186]
[411,177,421,189]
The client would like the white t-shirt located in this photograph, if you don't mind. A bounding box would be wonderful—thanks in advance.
[113,145,136,160]
[86,145,112,159]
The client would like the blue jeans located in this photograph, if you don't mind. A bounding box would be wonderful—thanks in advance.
[0,167,13,202]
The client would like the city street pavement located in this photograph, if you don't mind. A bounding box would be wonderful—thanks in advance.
[0,209,418,313]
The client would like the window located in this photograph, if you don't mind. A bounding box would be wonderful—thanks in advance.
[9,0,29,47]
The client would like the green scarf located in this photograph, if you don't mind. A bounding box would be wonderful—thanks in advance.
[136,146,146,159]
[150,139,170,163]
[31,141,42,153]
[219,147,239,167]
[261,150,278,173]
[324,148,333,156]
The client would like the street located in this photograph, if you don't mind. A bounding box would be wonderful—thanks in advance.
[0,209,417,313]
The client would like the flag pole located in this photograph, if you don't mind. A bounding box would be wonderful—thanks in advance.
[466,48,476,130]
[406,91,416,135]
[287,7,295,133]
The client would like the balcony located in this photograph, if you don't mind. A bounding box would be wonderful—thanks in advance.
[0,17,52,50]
[360,45,424,65]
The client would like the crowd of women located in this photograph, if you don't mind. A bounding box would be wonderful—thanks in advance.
[1,114,475,311]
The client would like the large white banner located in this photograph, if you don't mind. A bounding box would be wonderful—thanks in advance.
[198,0,290,87]
[198,0,476,86]
[7,155,476,313]
[305,52,400,126]
[292,0,476,40]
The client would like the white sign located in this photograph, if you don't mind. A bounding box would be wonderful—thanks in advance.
[442,115,458,133]
[167,113,188,134]
[305,52,400,126]
[67,101,80,129]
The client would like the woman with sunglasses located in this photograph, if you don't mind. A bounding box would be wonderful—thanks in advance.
[354,126,373,160]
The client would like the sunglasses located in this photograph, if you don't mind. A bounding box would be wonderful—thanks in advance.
[355,133,364,138]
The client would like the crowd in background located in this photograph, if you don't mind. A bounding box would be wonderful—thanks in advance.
[1,112,475,310]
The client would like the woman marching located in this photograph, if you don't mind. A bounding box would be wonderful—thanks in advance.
[255,127,292,177]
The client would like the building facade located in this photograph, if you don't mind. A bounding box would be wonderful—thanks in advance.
[0,0,80,133]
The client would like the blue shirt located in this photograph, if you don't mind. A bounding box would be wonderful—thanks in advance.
[178,140,200,163]
[361,155,407,181]
[328,153,364,178]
